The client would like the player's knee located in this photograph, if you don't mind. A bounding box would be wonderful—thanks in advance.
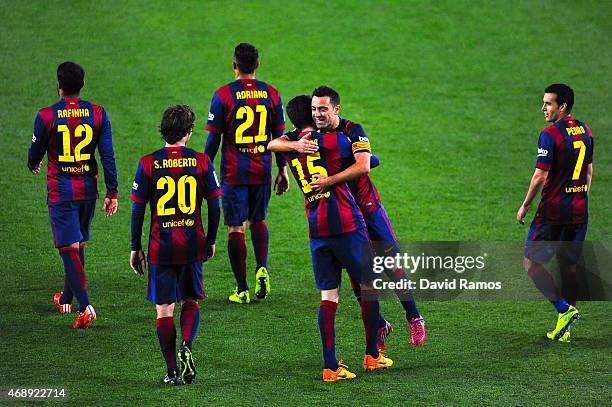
[156,303,175,318]
[523,257,532,273]
[249,220,266,230]
[321,289,339,303]
[228,224,246,234]
[59,242,80,250]
[79,242,87,249]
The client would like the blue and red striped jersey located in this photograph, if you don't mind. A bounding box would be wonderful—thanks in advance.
[335,118,382,214]
[534,115,594,224]
[205,79,285,185]
[130,146,221,265]
[284,130,365,238]
[28,98,118,203]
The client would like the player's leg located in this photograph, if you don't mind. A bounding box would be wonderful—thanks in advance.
[337,230,392,370]
[311,238,356,382]
[177,262,205,384]
[248,184,272,299]
[69,200,96,319]
[149,264,180,384]
[524,220,578,339]
[223,185,249,302]
[49,202,95,325]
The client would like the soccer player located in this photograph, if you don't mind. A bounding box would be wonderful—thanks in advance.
[28,61,118,329]
[268,95,392,382]
[205,43,288,303]
[130,105,221,385]
[517,84,593,342]
[309,86,427,348]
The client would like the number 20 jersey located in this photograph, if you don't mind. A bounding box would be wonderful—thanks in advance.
[28,97,118,203]
[205,79,285,185]
[130,146,221,265]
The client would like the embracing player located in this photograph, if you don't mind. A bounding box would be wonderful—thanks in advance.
[28,61,118,329]
[130,105,221,385]
[517,84,593,342]
[205,43,288,303]
[309,86,426,349]
[269,95,392,382]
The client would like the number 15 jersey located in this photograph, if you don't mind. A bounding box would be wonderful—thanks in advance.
[28,97,118,203]
[130,146,221,265]
[205,79,285,185]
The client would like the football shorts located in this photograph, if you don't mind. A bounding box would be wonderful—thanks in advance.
[221,184,271,226]
[524,219,588,265]
[147,261,204,305]
[48,200,96,248]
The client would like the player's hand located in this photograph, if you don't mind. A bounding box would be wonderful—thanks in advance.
[294,138,319,154]
[310,173,332,193]
[30,165,41,175]
[102,197,118,217]
[516,204,529,225]
[130,250,146,275]
[204,243,216,262]
[274,170,290,195]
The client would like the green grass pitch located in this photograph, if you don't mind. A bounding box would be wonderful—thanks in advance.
[0,1,610,405]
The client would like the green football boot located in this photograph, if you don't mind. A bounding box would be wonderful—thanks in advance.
[546,305,579,341]
[254,267,270,299]
[558,326,572,343]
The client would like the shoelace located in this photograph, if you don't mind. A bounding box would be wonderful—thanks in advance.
[412,319,424,336]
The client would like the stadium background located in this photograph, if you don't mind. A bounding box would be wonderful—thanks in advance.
[0,1,610,404]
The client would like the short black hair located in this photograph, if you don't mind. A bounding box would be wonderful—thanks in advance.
[57,61,85,95]
[545,83,574,113]
[160,105,195,144]
[312,86,340,106]
[234,43,259,74]
[287,95,315,131]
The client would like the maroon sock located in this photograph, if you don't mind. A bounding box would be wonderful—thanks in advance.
[527,263,560,302]
[561,269,578,307]
[318,300,338,370]
[180,301,200,349]
[228,232,248,292]
[360,290,380,358]
[156,317,177,372]
[249,220,269,269]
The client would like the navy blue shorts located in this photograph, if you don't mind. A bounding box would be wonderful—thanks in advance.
[221,184,271,226]
[309,228,374,290]
[48,200,96,248]
[363,204,400,255]
[524,219,588,265]
[147,262,204,305]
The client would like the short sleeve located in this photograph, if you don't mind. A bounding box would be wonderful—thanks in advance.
[347,123,372,155]
[205,92,225,133]
[535,131,555,171]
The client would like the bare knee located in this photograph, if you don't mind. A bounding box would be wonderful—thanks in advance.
[228,223,246,234]
[321,288,339,303]
[156,303,175,318]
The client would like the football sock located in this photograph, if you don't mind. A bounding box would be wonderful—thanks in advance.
[156,317,177,373]
[180,301,200,349]
[560,266,578,307]
[388,268,420,319]
[59,247,89,312]
[228,232,248,292]
[527,263,565,310]
[350,275,362,303]
[552,299,570,314]
[318,300,338,371]
[360,292,380,358]
[249,220,269,269]
[60,246,85,305]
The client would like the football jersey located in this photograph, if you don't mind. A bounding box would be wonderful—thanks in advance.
[28,97,118,203]
[130,146,221,265]
[335,118,382,214]
[205,79,285,185]
[284,130,365,238]
[534,115,593,224]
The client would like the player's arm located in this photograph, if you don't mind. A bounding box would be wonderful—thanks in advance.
[587,163,593,192]
[27,113,49,174]
[98,109,119,217]
[129,160,150,275]
[203,156,221,260]
[267,135,319,153]
[310,152,371,193]
[516,168,548,224]
[204,92,225,161]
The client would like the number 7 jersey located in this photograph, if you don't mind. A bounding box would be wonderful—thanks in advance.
[130,146,221,265]
[28,97,118,203]
[205,79,285,185]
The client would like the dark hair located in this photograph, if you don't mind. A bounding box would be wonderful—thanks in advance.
[312,86,340,106]
[287,95,315,131]
[545,83,574,113]
[234,43,259,74]
[160,105,195,144]
[57,61,85,95]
